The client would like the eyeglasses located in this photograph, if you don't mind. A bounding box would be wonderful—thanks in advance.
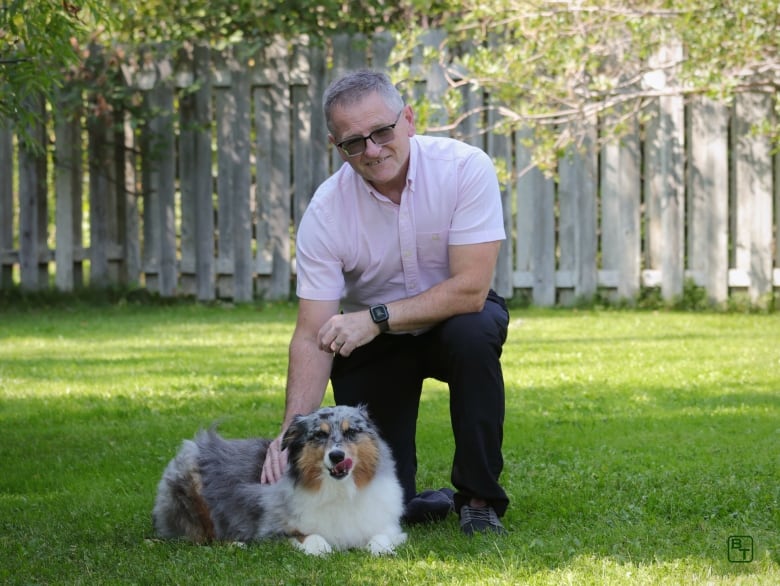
[335,110,404,157]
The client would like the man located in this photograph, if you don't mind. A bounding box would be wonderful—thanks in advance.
[261,69,509,535]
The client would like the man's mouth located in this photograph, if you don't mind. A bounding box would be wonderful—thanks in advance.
[365,155,391,167]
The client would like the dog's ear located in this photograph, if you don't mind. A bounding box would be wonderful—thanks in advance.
[281,414,306,451]
[356,403,373,423]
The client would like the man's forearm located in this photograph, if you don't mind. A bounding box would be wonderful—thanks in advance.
[281,334,333,430]
[385,241,500,333]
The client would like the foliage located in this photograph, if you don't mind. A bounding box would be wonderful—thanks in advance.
[3,1,777,166]
[0,0,115,130]
[391,0,780,171]
[0,0,421,144]
[1,304,779,584]
[112,0,406,47]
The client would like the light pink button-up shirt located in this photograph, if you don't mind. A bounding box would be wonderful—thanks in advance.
[296,135,505,317]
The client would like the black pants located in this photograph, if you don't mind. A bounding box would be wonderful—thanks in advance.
[331,290,509,517]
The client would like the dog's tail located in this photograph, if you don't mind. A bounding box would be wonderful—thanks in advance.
[152,439,215,543]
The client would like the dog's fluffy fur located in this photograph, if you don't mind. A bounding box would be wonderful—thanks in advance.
[152,405,407,555]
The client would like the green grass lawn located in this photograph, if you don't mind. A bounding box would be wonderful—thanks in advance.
[1,301,778,585]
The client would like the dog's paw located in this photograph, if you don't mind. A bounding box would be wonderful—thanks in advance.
[366,532,407,556]
[291,534,333,556]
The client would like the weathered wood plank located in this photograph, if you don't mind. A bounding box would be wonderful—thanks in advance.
[292,39,313,232]
[256,38,292,300]
[558,118,598,305]
[0,123,14,288]
[138,49,177,296]
[213,46,253,301]
[112,106,131,287]
[54,90,83,292]
[231,59,253,303]
[122,112,140,287]
[600,115,641,302]
[645,92,685,300]
[193,45,216,301]
[87,47,119,288]
[487,104,512,298]
[371,31,394,70]
[215,75,235,296]
[178,44,215,300]
[647,43,686,301]
[776,136,780,285]
[254,84,274,278]
[689,96,729,304]
[329,34,369,172]
[514,128,556,306]
[414,29,449,136]
[734,91,774,304]
[308,41,330,203]
[178,46,198,295]
[18,95,48,290]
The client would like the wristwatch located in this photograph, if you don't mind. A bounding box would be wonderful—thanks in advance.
[369,304,390,333]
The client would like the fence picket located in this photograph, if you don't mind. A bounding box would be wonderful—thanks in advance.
[558,117,598,304]
[18,95,47,290]
[514,128,557,305]
[54,94,82,291]
[0,125,13,286]
[262,38,292,300]
[734,91,774,305]
[600,112,641,301]
[689,96,729,304]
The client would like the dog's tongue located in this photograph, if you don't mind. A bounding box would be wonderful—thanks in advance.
[333,458,353,475]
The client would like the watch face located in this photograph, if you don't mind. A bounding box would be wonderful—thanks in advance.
[371,305,389,322]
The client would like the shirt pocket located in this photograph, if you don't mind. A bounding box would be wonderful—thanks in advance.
[416,230,449,269]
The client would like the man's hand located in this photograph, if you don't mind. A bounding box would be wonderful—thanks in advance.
[317,310,380,357]
[260,435,288,484]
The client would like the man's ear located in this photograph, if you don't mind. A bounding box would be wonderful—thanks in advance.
[402,105,416,137]
[329,134,348,162]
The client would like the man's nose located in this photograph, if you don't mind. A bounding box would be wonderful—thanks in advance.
[363,137,384,156]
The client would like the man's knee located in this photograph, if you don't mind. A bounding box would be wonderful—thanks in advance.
[437,307,507,358]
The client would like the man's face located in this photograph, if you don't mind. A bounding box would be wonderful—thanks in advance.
[328,92,415,196]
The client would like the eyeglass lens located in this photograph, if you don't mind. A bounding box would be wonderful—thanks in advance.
[340,127,394,156]
[339,110,403,156]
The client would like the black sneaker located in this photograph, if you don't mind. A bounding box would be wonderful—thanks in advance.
[403,488,455,524]
[459,505,506,536]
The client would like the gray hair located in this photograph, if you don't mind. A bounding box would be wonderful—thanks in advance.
[322,70,405,134]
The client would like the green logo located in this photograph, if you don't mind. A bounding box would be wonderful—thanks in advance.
[727,536,753,563]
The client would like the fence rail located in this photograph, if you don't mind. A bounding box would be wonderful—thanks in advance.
[1,33,778,305]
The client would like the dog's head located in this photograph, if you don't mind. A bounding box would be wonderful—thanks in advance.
[282,405,381,490]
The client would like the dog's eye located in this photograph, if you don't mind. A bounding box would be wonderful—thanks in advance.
[343,427,360,440]
[313,430,330,441]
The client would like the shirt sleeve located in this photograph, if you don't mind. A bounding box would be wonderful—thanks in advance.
[295,199,345,301]
[449,148,506,246]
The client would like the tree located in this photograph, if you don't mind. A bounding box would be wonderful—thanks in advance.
[110,0,406,46]
[0,1,118,131]
[391,0,779,170]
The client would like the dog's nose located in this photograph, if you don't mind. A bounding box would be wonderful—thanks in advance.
[328,449,345,464]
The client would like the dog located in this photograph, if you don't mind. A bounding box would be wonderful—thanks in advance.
[152,405,407,555]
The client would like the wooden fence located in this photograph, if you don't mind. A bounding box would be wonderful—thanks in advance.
[1,33,778,305]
